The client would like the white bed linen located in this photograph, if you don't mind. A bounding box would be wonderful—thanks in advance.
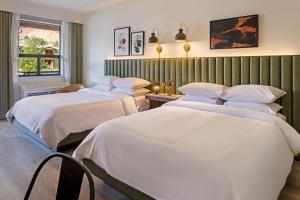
[134,96,150,112]
[73,100,300,200]
[6,88,138,147]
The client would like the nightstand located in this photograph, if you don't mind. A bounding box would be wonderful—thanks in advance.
[145,93,182,108]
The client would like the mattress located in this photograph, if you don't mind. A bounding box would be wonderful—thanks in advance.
[6,88,138,148]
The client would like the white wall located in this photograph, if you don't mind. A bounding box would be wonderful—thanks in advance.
[83,0,300,85]
[0,0,83,23]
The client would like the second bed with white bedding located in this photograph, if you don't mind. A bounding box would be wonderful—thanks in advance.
[6,88,145,148]
[74,100,300,200]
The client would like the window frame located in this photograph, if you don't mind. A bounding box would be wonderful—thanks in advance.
[18,54,61,77]
[18,19,62,77]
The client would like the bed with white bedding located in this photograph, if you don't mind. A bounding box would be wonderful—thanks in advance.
[73,100,300,200]
[6,88,147,148]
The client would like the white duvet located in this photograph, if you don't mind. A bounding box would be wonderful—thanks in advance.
[73,100,300,200]
[6,88,138,148]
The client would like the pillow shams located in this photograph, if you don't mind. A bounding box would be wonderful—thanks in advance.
[221,85,286,103]
[179,95,223,105]
[224,101,283,115]
[94,76,120,91]
[178,82,228,99]
[113,78,151,89]
[111,88,150,97]
[93,84,111,91]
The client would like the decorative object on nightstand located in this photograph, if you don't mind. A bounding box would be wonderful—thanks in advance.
[175,23,191,58]
[164,80,173,96]
[145,93,182,108]
[148,27,162,58]
[153,82,160,94]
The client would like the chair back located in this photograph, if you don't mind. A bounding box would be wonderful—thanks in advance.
[24,153,95,200]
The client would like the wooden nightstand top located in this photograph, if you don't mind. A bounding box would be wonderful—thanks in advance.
[145,93,182,103]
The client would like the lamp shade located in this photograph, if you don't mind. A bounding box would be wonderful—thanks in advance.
[175,28,187,42]
[149,32,159,44]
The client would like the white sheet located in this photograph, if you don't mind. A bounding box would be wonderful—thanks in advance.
[6,88,138,147]
[73,100,300,200]
[134,96,150,112]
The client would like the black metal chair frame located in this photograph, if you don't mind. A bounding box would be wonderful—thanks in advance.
[24,153,95,200]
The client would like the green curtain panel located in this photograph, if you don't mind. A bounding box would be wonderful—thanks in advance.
[0,11,12,119]
[70,23,83,84]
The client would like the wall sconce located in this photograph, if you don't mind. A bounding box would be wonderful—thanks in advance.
[175,23,191,57]
[148,27,162,58]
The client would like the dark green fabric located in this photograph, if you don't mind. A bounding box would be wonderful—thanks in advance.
[70,23,83,84]
[0,11,12,119]
[105,56,300,133]
[293,56,300,132]
[232,58,241,86]
[224,58,232,86]
[281,57,293,123]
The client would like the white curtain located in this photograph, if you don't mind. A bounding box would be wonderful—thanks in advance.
[61,21,71,83]
[11,13,20,103]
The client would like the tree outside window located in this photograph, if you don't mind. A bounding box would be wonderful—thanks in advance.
[18,20,61,76]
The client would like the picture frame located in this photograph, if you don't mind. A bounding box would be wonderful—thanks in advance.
[131,31,145,56]
[114,27,130,56]
[210,15,258,49]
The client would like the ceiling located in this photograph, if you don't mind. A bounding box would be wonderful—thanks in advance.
[15,0,126,13]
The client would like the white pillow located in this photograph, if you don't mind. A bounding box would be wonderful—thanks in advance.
[111,88,150,97]
[94,76,120,91]
[179,95,223,105]
[221,85,286,103]
[113,78,151,89]
[224,101,283,115]
[93,84,111,91]
[178,82,228,99]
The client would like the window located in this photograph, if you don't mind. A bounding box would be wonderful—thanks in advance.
[18,18,61,76]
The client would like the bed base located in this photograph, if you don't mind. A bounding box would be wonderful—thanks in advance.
[12,119,90,152]
[56,130,91,152]
[83,159,154,200]
[83,154,300,200]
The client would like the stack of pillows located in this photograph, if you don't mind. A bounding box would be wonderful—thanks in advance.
[221,85,285,115]
[94,76,151,97]
[178,82,286,116]
[178,83,226,105]
[94,77,287,117]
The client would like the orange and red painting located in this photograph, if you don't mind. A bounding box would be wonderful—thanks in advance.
[210,15,258,49]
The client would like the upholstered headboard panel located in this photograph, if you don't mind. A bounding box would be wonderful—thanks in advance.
[105,56,300,132]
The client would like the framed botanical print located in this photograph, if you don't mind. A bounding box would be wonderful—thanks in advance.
[114,27,130,56]
[210,15,258,49]
[131,31,145,56]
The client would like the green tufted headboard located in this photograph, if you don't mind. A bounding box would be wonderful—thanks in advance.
[105,55,300,133]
